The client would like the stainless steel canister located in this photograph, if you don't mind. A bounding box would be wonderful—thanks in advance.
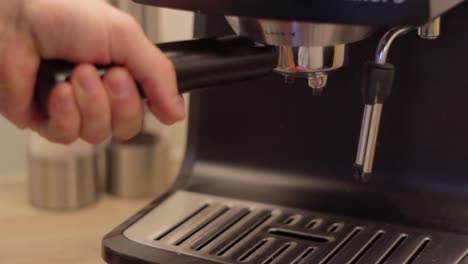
[28,134,99,210]
[106,131,171,198]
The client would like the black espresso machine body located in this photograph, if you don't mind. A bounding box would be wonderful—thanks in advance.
[103,1,468,263]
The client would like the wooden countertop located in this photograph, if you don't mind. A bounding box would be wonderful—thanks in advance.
[0,177,152,264]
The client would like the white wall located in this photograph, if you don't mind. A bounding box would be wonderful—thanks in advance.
[0,119,28,177]
[0,1,194,178]
[149,8,194,43]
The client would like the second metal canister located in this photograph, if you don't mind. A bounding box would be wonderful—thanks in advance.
[106,132,171,198]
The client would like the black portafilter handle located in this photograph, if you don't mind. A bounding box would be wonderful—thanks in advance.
[34,36,278,117]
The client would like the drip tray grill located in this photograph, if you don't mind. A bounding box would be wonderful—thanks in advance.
[124,191,468,264]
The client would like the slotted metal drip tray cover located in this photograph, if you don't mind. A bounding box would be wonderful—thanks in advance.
[124,191,468,264]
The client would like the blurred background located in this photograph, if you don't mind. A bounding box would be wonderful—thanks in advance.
[0,0,194,181]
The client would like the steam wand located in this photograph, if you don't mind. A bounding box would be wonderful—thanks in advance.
[353,17,441,183]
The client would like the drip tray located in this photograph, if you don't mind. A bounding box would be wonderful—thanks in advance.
[124,191,468,264]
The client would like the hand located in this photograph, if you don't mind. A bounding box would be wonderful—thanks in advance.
[0,0,185,144]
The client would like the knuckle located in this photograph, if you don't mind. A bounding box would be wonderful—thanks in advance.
[81,110,97,121]
[113,120,143,140]
[126,15,142,31]
[80,106,106,121]
[81,130,110,145]
[2,110,30,129]
[114,129,139,141]
[82,135,107,145]
[148,105,174,125]
[112,13,142,37]
[44,133,77,145]
[0,58,6,82]
[80,116,111,144]
[49,125,78,144]
[53,136,77,145]
[156,115,176,126]
[16,123,29,130]
[160,119,176,126]
[52,120,73,134]
[0,88,30,124]
[160,57,176,74]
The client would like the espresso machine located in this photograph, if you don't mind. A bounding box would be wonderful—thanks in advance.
[34,0,468,263]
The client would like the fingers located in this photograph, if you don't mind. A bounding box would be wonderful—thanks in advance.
[25,1,186,126]
[106,10,185,124]
[70,64,111,144]
[33,82,80,144]
[32,65,144,144]
[103,67,144,140]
